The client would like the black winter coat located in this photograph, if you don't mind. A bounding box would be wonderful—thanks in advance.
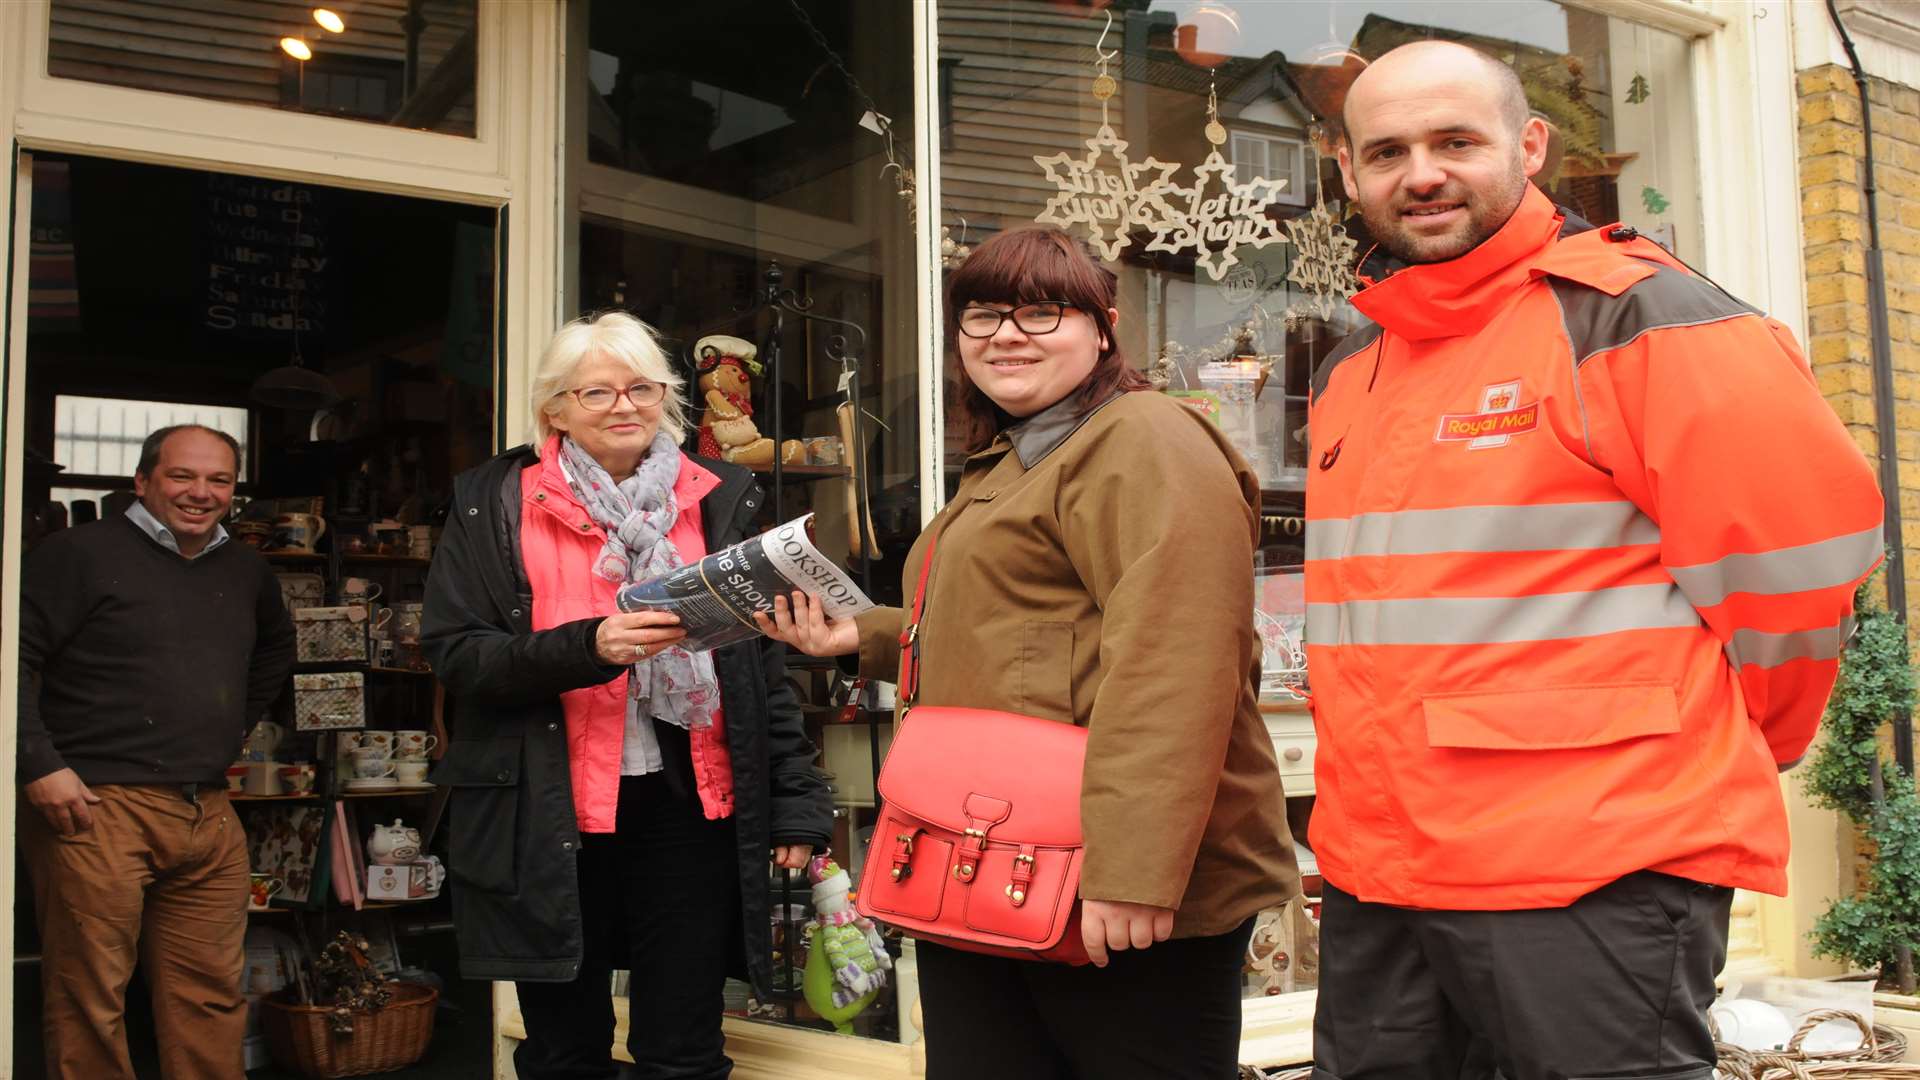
[421,444,835,993]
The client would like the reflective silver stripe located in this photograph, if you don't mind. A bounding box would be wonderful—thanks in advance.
[1306,583,1699,647]
[1667,526,1883,608]
[1306,501,1659,561]
[1725,618,1853,670]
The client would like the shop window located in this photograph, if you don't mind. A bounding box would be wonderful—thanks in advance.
[45,0,479,137]
[569,0,921,1053]
[580,0,911,222]
[938,0,1704,1004]
[53,395,252,481]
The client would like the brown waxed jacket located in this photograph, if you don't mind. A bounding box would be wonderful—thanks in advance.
[855,389,1299,938]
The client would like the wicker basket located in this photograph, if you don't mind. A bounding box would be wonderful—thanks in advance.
[1716,1009,1916,1080]
[260,981,437,1078]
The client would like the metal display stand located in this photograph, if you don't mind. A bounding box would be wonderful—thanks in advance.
[686,261,891,1024]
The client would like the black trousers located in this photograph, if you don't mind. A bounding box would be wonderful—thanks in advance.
[1313,872,1733,1080]
[514,773,740,1080]
[918,918,1255,1080]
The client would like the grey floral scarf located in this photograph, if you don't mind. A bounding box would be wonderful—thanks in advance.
[558,433,719,734]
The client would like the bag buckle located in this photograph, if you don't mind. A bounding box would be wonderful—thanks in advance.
[1005,849,1036,907]
[890,832,918,882]
[954,828,987,882]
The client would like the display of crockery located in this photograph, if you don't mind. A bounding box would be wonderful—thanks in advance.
[344,776,401,791]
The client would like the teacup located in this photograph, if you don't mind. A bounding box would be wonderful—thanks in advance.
[341,577,383,615]
[394,731,438,760]
[395,761,430,786]
[342,731,394,754]
[350,755,396,781]
[248,873,284,910]
[280,764,316,795]
[224,765,247,793]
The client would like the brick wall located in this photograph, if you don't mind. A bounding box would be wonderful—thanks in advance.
[1798,65,1920,625]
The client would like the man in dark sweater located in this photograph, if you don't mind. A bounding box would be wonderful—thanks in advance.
[18,424,295,1080]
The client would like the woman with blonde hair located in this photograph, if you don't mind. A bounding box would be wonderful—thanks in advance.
[423,311,832,1079]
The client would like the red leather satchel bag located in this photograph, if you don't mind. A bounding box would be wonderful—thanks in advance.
[853,531,1090,964]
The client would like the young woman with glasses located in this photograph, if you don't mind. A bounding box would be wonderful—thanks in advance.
[420,311,833,1080]
[758,227,1300,1079]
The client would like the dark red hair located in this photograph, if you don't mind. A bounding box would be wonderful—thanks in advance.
[946,227,1149,453]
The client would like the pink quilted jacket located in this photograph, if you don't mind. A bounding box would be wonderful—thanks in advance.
[519,435,735,832]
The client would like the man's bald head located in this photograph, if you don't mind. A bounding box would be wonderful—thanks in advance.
[1342,41,1530,148]
[1333,39,1550,264]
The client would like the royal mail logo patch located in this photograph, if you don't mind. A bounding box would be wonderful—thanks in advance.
[1435,380,1539,449]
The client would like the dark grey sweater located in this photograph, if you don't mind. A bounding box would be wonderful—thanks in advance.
[18,516,296,785]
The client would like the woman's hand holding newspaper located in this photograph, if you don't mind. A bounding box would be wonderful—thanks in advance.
[754,591,859,657]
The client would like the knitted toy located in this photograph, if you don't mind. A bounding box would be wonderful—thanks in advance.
[801,854,892,1033]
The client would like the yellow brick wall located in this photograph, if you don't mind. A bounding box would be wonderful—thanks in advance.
[1798,65,1920,624]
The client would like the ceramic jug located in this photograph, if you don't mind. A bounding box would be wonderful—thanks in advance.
[274,513,328,553]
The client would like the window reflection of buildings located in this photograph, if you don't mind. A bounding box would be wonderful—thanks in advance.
[44,0,478,135]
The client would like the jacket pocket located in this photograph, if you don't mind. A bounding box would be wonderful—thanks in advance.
[1423,683,1680,750]
[1016,621,1076,721]
[1404,684,1696,889]
[430,735,523,894]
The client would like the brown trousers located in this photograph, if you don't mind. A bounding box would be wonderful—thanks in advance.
[20,784,250,1080]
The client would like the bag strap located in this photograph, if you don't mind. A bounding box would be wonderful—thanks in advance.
[896,392,1124,710]
[898,526,942,708]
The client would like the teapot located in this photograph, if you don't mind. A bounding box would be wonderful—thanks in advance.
[366,819,423,865]
[242,720,285,762]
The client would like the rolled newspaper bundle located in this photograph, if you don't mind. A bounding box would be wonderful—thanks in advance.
[616,513,874,652]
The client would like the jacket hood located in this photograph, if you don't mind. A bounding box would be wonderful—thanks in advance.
[1349,185,1565,342]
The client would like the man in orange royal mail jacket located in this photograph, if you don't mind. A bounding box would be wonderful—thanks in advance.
[1306,41,1884,1080]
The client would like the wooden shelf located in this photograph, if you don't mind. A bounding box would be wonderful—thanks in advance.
[233,789,437,802]
[748,464,850,480]
[263,551,432,566]
[342,554,431,567]
[291,660,371,672]
[368,665,434,676]
[247,900,431,916]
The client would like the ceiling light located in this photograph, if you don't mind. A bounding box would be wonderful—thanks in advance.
[279,36,312,61]
[252,361,341,411]
[313,9,345,33]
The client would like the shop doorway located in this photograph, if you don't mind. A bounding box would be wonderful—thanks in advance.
[9,151,498,1078]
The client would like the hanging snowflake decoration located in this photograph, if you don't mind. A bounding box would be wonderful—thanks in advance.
[1145,150,1290,280]
[1283,191,1360,320]
[1032,125,1182,260]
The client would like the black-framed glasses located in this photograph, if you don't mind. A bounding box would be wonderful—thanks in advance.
[561,382,666,412]
[956,300,1076,339]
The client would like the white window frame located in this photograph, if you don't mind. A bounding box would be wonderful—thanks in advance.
[1229,130,1309,207]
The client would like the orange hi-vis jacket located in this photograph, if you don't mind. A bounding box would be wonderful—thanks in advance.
[1304,186,1883,910]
